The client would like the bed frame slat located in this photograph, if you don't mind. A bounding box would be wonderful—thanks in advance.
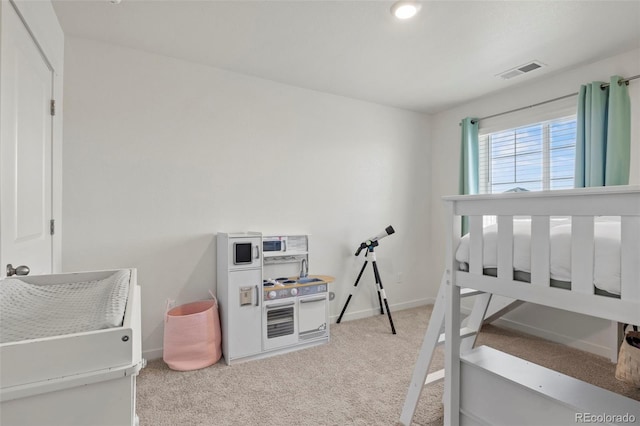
[497,216,513,280]
[469,216,483,275]
[621,216,640,302]
[570,216,594,294]
[530,216,550,286]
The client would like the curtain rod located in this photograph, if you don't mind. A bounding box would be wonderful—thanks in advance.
[466,74,640,125]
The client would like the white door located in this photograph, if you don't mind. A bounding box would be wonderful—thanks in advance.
[0,3,54,277]
[298,295,327,337]
[228,269,263,359]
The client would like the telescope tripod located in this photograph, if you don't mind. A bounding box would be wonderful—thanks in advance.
[336,245,396,334]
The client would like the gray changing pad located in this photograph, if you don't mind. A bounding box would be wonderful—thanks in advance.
[0,269,131,343]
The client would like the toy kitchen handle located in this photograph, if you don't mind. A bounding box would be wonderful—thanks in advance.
[300,296,326,304]
[266,301,295,309]
[254,285,260,306]
[254,245,260,260]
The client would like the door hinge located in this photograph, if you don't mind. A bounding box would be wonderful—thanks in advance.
[50,99,56,116]
[50,219,55,235]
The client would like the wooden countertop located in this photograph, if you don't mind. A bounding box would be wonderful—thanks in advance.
[307,275,335,284]
[262,275,335,290]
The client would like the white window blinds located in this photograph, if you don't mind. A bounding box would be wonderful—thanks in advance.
[479,116,576,194]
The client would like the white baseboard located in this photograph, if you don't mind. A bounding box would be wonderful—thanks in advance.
[461,306,614,360]
[144,298,435,361]
[329,297,433,323]
[143,347,163,361]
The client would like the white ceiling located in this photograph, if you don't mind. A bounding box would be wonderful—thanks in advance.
[51,0,640,114]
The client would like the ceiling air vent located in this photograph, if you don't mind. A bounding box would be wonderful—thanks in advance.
[497,60,545,80]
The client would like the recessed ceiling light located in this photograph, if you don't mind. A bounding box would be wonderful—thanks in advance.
[391,1,421,20]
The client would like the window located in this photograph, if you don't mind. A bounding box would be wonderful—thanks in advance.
[478,116,577,194]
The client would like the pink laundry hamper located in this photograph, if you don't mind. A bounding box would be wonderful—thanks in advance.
[163,298,222,371]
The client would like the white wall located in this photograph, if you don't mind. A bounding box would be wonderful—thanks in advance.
[62,37,432,358]
[429,48,640,358]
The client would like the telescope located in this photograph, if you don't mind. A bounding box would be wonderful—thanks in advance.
[355,225,395,256]
[339,225,397,334]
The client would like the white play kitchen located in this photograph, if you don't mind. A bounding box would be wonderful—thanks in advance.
[216,233,332,364]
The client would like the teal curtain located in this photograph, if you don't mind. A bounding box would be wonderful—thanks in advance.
[605,76,631,185]
[575,75,630,187]
[459,117,479,234]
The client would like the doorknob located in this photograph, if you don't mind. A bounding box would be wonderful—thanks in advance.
[6,264,30,276]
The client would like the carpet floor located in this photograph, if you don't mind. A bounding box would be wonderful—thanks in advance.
[137,305,640,425]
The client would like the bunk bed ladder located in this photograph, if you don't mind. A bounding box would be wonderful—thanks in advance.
[399,273,492,426]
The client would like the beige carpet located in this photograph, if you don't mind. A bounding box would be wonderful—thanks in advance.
[137,306,640,425]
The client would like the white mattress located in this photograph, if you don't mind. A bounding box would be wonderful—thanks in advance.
[0,269,131,344]
[455,217,622,295]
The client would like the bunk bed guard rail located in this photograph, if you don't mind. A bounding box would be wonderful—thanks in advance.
[442,185,640,325]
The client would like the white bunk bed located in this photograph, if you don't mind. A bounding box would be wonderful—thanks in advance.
[0,269,144,426]
[403,186,640,425]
